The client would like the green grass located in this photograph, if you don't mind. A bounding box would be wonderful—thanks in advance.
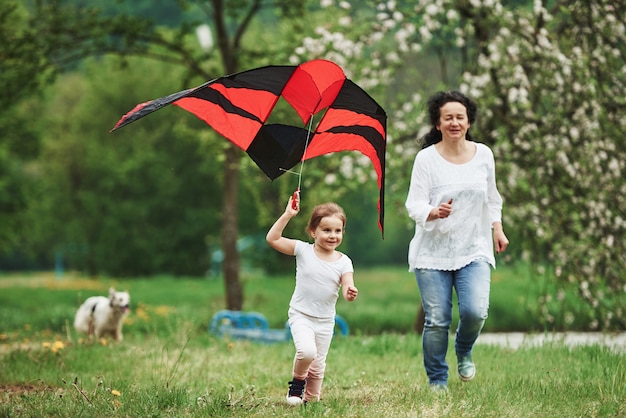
[1,267,624,416]
[1,333,624,417]
[0,264,566,336]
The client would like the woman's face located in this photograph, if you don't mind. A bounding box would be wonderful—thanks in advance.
[437,101,470,142]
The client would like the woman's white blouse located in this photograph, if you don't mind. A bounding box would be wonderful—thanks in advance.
[405,142,503,271]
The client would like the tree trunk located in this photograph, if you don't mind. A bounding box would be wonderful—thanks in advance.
[437,49,448,86]
[221,144,243,310]
[414,303,425,334]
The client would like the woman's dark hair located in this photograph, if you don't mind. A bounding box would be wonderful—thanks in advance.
[421,90,478,148]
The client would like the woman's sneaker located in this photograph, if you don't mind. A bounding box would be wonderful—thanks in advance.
[285,378,306,406]
[457,355,476,381]
[430,383,449,394]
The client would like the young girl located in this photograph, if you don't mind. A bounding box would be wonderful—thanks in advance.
[266,193,358,406]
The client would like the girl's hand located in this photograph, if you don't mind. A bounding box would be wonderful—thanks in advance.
[286,191,300,215]
[345,286,358,302]
[291,189,299,210]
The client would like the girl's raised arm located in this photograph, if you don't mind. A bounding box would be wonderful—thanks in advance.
[266,194,300,256]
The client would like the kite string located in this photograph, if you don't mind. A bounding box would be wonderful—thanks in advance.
[297,113,315,192]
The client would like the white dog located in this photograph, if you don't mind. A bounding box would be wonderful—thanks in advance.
[74,287,130,341]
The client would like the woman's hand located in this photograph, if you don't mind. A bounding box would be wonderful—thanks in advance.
[428,199,453,221]
[493,223,509,253]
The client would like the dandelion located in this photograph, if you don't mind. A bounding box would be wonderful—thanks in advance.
[42,340,66,353]
[154,305,174,317]
[52,341,65,353]
[111,389,121,396]
[135,306,150,321]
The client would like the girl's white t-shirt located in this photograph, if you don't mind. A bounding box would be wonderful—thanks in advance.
[289,241,354,319]
[405,142,503,271]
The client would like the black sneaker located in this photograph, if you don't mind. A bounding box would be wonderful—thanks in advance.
[286,378,306,406]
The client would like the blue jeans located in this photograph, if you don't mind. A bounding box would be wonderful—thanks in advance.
[414,260,491,385]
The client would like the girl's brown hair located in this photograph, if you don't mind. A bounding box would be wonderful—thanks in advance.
[305,202,347,236]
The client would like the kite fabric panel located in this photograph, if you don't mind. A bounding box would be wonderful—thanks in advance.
[111,59,387,236]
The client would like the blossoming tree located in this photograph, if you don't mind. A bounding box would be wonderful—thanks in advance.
[293,0,625,330]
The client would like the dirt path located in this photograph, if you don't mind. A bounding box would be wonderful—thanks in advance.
[477,332,626,353]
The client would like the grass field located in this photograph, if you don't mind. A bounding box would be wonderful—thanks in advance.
[1,267,624,416]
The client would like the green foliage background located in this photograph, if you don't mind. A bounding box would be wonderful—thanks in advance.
[1,0,624,330]
[1,0,412,276]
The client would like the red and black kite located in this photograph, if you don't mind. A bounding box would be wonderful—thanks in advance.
[111,59,387,236]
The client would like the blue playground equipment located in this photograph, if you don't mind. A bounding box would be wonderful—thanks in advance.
[209,310,349,343]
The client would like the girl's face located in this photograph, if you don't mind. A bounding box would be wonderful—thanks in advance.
[311,215,344,252]
[437,101,470,142]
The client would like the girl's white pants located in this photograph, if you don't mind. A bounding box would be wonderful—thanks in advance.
[288,308,334,401]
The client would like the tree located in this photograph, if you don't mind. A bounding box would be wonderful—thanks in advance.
[26,59,225,277]
[294,0,626,330]
[23,0,309,309]
[456,0,626,330]
[0,1,49,257]
[0,0,153,262]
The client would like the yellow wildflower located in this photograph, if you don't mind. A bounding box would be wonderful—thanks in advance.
[154,305,174,316]
[111,389,121,396]
[51,341,65,353]
[135,307,150,321]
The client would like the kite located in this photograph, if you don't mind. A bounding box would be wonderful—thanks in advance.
[111,59,387,236]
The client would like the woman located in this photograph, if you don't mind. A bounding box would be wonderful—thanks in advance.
[405,90,509,392]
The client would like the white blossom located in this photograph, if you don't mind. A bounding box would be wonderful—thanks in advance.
[338,1,351,9]
[338,16,351,26]
[291,0,625,330]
